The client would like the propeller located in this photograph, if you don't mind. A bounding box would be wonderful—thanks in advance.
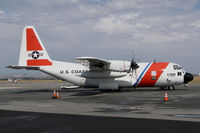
[129,59,139,80]
[129,50,139,72]
[129,50,139,83]
[130,59,139,71]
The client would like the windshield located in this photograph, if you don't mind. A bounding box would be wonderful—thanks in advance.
[173,65,182,70]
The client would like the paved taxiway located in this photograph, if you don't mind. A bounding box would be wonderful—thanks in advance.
[0,110,199,133]
[0,80,200,132]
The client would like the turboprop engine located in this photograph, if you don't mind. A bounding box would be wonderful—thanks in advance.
[108,61,131,72]
[108,60,139,72]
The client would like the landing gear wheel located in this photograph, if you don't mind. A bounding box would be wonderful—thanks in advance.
[168,85,175,90]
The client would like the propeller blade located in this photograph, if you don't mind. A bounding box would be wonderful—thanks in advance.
[130,60,139,70]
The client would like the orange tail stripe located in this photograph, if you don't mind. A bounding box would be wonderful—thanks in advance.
[27,59,52,66]
[26,28,43,51]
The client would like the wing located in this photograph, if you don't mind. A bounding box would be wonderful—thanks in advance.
[75,57,110,70]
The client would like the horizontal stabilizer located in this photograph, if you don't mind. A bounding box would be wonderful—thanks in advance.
[6,65,39,70]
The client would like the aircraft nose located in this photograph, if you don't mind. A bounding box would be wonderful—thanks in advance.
[184,72,194,83]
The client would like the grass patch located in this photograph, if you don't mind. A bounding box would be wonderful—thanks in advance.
[190,76,200,84]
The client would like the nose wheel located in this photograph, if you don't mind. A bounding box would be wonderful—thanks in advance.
[168,85,175,90]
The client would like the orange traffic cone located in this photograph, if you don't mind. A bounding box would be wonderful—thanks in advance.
[164,91,168,102]
[56,90,60,99]
[52,89,57,99]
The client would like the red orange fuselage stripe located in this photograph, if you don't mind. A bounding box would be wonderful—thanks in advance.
[27,59,52,66]
[26,28,43,51]
[137,62,169,87]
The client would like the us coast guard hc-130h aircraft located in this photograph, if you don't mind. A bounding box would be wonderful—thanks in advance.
[8,26,194,91]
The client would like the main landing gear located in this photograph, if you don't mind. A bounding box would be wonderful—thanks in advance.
[167,85,175,90]
[100,88,121,92]
[160,85,175,90]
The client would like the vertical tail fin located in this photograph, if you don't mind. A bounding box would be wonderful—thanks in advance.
[18,26,52,66]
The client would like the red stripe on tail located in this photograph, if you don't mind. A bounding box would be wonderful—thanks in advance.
[27,59,52,66]
[26,28,43,51]
[137,62,169,87]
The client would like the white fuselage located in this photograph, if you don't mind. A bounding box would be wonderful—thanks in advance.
[39,61,185,89]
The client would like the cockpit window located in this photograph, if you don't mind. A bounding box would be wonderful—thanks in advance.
[173,65,182,70]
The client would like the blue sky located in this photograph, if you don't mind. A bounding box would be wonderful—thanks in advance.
[0,0,200,75]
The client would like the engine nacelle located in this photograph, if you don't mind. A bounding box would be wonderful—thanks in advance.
[107,61,131,72]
